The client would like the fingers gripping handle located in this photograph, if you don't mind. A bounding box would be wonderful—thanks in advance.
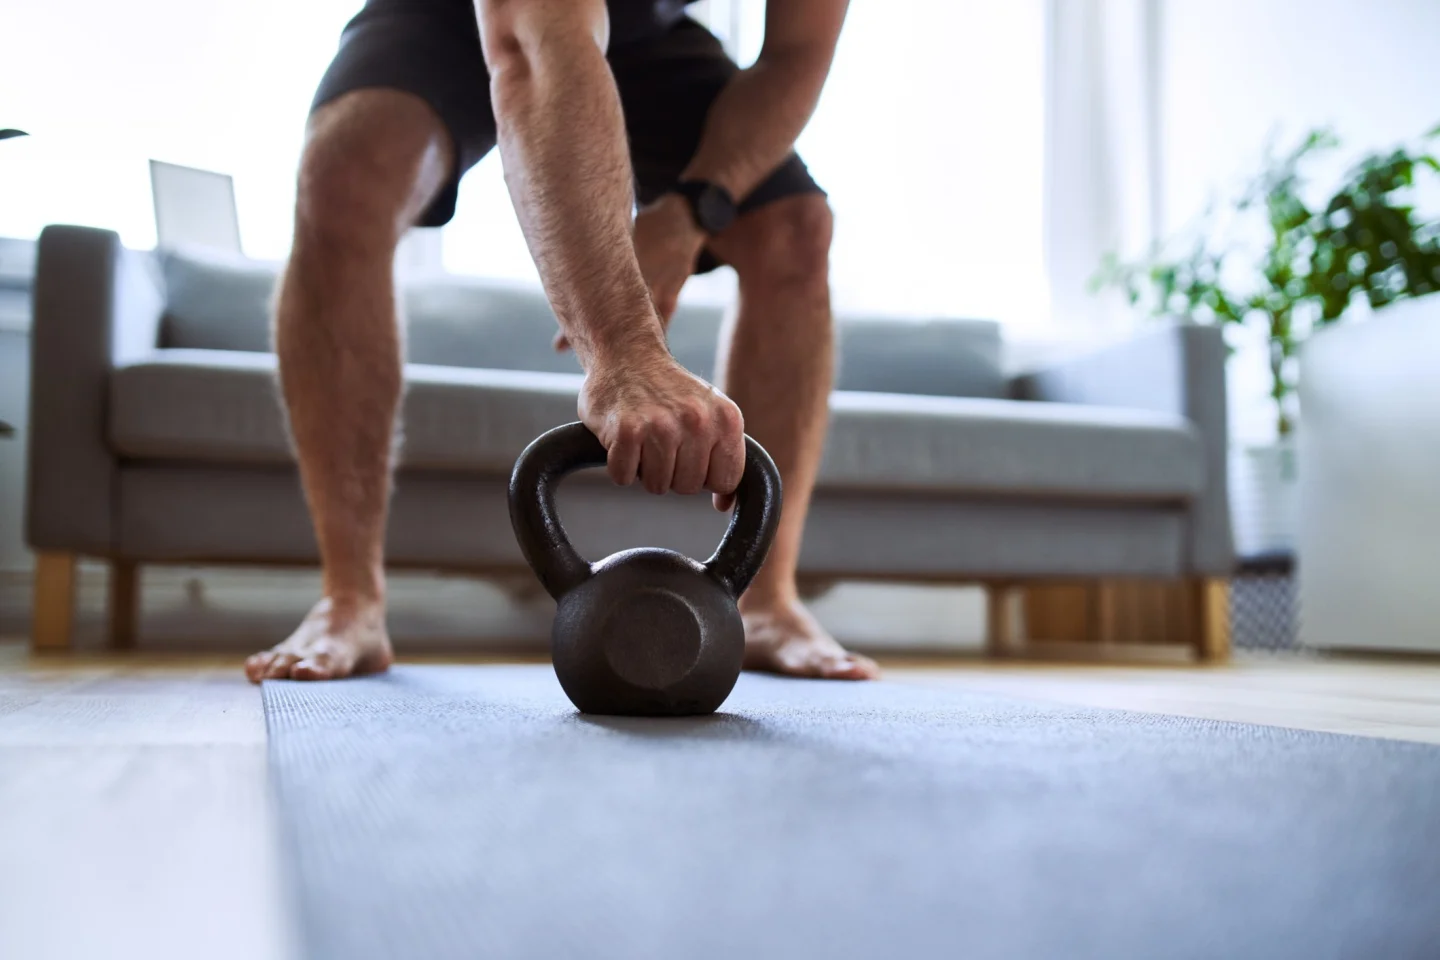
[508,422,607,600]
[508,422,784,601]
[705,436,783,597]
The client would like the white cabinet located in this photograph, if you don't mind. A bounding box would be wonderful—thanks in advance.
[1297,298,1440,653]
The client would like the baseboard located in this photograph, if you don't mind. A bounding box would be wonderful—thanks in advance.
[0,564,988,653]
[998,640,1198,665]
[0,564,556,652]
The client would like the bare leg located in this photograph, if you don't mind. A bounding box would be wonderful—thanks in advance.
[709,195,880,680]
[245,89,452,683]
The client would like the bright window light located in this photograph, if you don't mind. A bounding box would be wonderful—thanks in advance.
[445,2,1047,326]
[3,1,1046,329]
[787,1,1048,327]
[0,0,363,261]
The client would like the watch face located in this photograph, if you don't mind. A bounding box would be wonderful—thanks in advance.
[696,185,737,233]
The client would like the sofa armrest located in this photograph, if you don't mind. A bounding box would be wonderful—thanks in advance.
[1010,323,1234,574]
[25,225,164,554]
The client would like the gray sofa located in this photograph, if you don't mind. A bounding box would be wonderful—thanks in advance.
[25,224,1234,657]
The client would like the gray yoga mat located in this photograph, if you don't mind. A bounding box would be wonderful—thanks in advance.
[264,665,1440,960]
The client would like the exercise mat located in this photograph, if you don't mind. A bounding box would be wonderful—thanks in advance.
[263,665,1440,960]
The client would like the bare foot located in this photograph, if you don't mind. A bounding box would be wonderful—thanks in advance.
[741,597,881,680]
[244,597,393,683]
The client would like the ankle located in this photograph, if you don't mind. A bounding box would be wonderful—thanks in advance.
[321,572,387,616]
[739,582,799,614]
[310,597,387,639]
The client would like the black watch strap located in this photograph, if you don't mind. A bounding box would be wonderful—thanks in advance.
[674,179,738,234]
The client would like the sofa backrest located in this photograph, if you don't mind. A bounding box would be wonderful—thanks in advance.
[155,246,1005,398]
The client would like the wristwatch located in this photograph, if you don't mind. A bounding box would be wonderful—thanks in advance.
[674,179,738,234]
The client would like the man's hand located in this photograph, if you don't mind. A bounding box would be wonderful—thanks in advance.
[554,193,706,352]
[633,193,707,323]
[579,342,745,510]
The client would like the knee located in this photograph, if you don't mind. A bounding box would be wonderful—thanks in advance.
[734,195,834,294]
[295,149,404,258]
[293,94,446,256]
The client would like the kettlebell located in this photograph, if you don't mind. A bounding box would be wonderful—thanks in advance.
[508,421,783,717]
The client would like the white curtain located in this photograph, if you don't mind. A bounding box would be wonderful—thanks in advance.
[1042,0,1162,337]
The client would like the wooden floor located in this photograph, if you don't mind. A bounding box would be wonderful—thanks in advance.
[889,656,1440,746]
[0,646,294,960]
[3,642,1438,960]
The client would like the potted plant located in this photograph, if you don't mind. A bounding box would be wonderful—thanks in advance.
[1093,124,1440,556]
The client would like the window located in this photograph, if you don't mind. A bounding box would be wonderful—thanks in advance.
[0,0,363,260]
[445,2,1048,326]
[740,1,1048,326]
[3,1,1047,329]
[439,1,747,304]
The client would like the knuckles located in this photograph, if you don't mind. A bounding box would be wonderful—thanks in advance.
[588,370,747,496]
[677,400,707,432]
[713,400,743,438]
[646,415,681,448]
[613,419,646,449]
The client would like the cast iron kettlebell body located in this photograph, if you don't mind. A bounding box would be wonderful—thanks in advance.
[509,422,782,716]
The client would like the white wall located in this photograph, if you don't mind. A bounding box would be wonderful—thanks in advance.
[1158,0,1440,444]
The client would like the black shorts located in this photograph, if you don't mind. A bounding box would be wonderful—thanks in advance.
[311,0,825,273]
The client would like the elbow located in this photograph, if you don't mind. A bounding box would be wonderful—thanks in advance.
[757,44,831,84]
[477,1,533,85]
[477,0,608,84]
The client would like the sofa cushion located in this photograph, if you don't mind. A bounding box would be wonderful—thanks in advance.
[109,349,583,476]
[157,245,278,353]
[110,349,1203,499]
[821,391,1202,498]
[152,246,731,377]
[831,317,1005,399]
[153,247,1007,398]
[404,276,739,380]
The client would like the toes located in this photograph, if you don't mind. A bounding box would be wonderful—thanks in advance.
[263,652,301,680]
[819,652,882,681]
[758,645,831,679]
[777,648,826,678]
[747,640,882,681]
[246,595,393,683]
[291,649,344,681]
[245,652,279,684]
[854,653,882,679]
[244,654,265,684]
[291,659,334,681]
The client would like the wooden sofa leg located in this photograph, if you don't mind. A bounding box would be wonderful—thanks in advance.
[32,552,77,653]
[109,561,140,650]
[1193,578,1230,662]
[985,582,1020,656]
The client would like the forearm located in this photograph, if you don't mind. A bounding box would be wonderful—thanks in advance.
[480,3,663,370]
[682,50,834,201]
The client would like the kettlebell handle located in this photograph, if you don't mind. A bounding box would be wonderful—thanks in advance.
[507,421,783,600]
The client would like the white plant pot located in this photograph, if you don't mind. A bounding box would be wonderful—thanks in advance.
[1229,438,1299,557]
